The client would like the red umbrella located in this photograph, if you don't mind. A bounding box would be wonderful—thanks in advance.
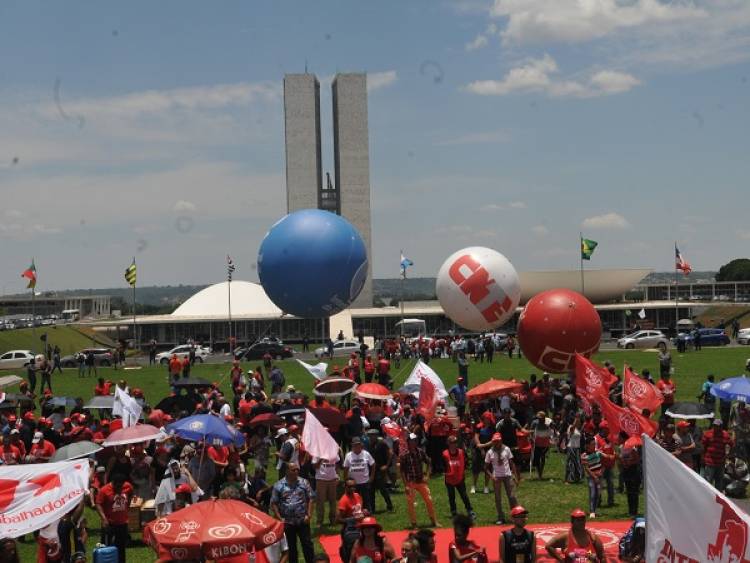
[248,413,283,428]
[144,499,284,561]
[314,377,357,397]
[103,424,163,447]
[355,382,391,400]
[307,406,347,429]
[466,378,524,403]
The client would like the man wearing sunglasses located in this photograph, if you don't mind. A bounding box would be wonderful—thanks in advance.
[498,506,535,562]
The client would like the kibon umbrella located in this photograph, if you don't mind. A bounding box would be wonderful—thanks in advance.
[355,382,391,400]
[314,377,357,397]
[711,376,750,403]
[665,402,715,420]
[103,424,163,447]
[144,499,284,562]
[167,414,245,447]
[50,440,103,462]
[466,378,524,403]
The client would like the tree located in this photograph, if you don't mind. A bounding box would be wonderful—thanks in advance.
[716,259,750,282]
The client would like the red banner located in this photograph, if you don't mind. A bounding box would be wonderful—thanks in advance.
[623,366,663,416]
[417,376,438,424]
[599,395,658,438]
[574,354,617,401]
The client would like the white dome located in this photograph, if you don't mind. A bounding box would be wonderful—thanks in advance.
[172,281,282,318]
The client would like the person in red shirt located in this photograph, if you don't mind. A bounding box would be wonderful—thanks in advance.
[181,356,191,378]
[442,436,475,520]
[364,356,375,383]
[702,419,733,491]
[95,473,133,562]
[9,429,26,459]
[1,434,21,465]
[656,372,676,416]
[594,422,616,508]
[449,513,486,563]
[94,378,112,396]
[349,354,361,384]
[168,355,182,381]
[27,432,56,462]
[337,478,366,563]
[428,411,453,473]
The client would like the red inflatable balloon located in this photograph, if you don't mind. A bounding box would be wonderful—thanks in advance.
[517,288,601,373]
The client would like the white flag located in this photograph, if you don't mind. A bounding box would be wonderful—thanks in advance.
[0,460,89,538]
[113,385,142,428]
[301,409,339,461]
[296,359,328,381]
[644,433,750,562]
[638,308,646,319]
[404,360,448,399]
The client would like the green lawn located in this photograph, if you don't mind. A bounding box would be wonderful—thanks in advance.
[0,325,115,356]
[12,346,750,561]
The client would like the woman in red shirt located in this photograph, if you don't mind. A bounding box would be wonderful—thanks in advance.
[349,517,395,563]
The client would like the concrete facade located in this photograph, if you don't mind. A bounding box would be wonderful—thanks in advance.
[332,73,373,308]
[283,74,322,212]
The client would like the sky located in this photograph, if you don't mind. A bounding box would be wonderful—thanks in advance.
[1,0,749,293]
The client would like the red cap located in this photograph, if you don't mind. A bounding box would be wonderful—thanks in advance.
[175,483,192,494]
[7,415,16,422]
[224,415,234,422]
[356,516,382,531]
[23,412,36,421]
[510,506,529,517]
[571,508,587,518]
[677,420,690,429]
[101,419,110,426]
[163,414,173,423]
[598,420,609,430]
[491,433,502,442]
[289,424,299,432]
[63,417,71,424]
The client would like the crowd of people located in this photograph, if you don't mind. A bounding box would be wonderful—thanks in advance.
[0,336,747,563]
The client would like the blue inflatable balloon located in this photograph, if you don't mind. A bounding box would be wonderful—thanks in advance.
[258,209,368,318]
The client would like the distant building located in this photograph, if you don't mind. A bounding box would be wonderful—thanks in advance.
[0,294,110,319]
[283,71,373,308]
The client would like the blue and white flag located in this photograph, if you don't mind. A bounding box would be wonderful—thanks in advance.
[400,251,414,279]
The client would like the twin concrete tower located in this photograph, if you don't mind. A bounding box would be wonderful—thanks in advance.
[283,73,373,308]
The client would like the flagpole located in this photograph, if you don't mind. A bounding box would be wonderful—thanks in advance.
[580,233,585,297]
[31,283,36,355]
[674,242,679,332]
[132,279,137,353]
[228,277,233,354]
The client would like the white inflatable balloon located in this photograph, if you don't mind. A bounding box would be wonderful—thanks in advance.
[436,247,521,332]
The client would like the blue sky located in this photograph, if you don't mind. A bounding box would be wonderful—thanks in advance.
[1,1,749,292]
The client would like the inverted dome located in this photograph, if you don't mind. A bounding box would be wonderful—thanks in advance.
[172,281,282,318]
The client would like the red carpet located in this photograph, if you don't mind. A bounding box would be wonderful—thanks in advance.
[320,520,631,562]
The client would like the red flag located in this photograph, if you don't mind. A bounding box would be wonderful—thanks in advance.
[599,395,658,438]
[381,419,402,439]
[574,354,617,401]
[417,376,438,424]
[623,365,663,416]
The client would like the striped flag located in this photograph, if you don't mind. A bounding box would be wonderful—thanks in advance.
[124,258,137,287]
[227,255,235,282]
[400,251,413,279]
[21,259,37,289]
[675,244,692,275]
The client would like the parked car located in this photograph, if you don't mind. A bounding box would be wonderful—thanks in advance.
[314,339,360,359]
[737,328,750,345]
[617,330,670,351]
[60,348,114,368]
[236,342,294,361]
[0,350,35,370]
[673,328,730,348]
[155,345,212,365]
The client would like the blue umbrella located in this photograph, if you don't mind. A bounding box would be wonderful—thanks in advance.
[166,414,244,447]
[711,376,750,402]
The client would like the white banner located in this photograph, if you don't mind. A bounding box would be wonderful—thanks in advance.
[404,360,448,399]
[0,460,89,538]
[644,434,750,562]
[301,409,339,461]
[113,385,142,427]
[296,359,328,381]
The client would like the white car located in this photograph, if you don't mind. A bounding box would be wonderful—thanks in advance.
[0,350,35,370]
[738,328,750,345]
[155,345,211,365]
[314,340,360,359]
[617,330,670,351]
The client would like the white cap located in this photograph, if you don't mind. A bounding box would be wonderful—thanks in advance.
[9,429,19,435]
[408,433,418,441]
[32,431,43,443]
[276,428,288,438]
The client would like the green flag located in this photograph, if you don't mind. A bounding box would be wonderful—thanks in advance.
[581,237,598,260]
[124,258,137,287]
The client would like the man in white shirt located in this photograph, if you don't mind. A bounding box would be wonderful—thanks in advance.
[343,437,375,513]
[484,433,520,525]
[313,453,340,527]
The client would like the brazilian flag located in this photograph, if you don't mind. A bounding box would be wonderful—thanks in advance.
[581,238,598,261]
[124,258,137,287]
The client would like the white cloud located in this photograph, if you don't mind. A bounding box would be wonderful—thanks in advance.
[582,212,631,229]
[367,71,398,92]
[532,225,549,236]
[435,130,511,146]
[490,0,707,45]
[481,201,526,212]
[509,201,527,209]
[174,200,197,213]
[466,34,489,51]
[464,54,640,98]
